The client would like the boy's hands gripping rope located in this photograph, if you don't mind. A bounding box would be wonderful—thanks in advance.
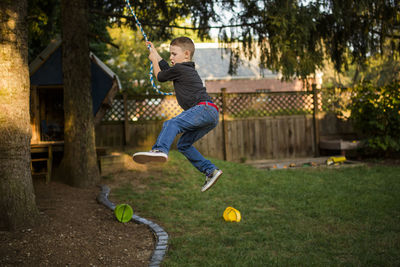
[146,41,163,80]
[146,41,162,63]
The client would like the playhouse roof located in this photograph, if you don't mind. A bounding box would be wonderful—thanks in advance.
[29,39,121,115]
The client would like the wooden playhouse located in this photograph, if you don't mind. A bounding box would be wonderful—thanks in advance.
[29,39,121,181]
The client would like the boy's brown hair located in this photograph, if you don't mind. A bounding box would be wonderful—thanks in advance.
[170,37,195,59]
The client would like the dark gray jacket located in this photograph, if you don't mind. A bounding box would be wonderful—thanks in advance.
[157,59,212,110]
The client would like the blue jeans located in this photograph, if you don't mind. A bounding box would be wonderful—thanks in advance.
[152,103,219,176]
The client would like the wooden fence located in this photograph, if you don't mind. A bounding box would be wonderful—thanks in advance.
[95,88,353,162]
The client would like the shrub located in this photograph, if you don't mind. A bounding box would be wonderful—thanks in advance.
[350,82,400,156]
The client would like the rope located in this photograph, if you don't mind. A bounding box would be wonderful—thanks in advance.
[125,0,173,96]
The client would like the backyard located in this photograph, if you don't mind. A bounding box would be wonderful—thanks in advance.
[2,1,399,266]
[1,151,399,266]
[110,151,400,266]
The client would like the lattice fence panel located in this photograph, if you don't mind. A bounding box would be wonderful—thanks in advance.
[127,96,183,121]
[102,98,124,121]
[210,94,223,113]
[225,92,314,118]
[102,92,316,122]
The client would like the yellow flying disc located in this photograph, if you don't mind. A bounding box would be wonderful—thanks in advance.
[223,207,241,222]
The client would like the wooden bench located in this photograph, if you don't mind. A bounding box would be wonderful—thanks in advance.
[30,141,64,183]
[319,139,361,156]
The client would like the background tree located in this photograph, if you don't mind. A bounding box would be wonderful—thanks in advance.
[0,0,39,230]
[27,0,111,62]
[28,0,400,82]
[322,40,400,88]
[214,0,399,80]
[27,0,60,62]
[106,24,173,94]
[60,0,100,187]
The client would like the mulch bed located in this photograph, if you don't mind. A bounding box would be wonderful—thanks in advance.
[0,179,154,266]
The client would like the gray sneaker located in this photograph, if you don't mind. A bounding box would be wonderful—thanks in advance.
[132,150,168,164]
[201,169,223,192]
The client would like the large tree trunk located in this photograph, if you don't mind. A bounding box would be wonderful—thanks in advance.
[60,0,100,187]
[0,0,39,230]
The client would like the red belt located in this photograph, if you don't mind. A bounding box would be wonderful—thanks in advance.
[197,101,219,112]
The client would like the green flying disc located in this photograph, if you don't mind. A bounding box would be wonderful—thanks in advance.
[114,204,133,223]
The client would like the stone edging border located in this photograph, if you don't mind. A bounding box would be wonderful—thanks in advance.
[97,185,168,267]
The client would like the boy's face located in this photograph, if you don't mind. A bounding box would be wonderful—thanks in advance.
[169,45,191,65]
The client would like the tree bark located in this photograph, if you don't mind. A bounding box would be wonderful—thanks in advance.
[0,0,39,230]
[60,0,100,187]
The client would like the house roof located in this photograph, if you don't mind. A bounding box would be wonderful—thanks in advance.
[29,39,121,115]
[29,39,62,76]
[29,39,122,89]
[193,43,277,81]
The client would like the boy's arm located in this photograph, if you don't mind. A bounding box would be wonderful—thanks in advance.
[158,59,170,71]
[146,41,178,83]
[147,42,163,80]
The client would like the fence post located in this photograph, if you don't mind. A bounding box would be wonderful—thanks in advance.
[312,84,320,157]
[221,88,228,161]
[123,93,129,146]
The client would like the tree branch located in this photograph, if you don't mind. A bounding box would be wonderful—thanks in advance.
[88,32,119,49]
[386,33,400,39]
[90,9,260,30]
[371,29,400,40]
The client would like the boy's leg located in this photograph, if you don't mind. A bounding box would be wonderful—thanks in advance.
[177,126,217,175]
[177,130,223,192]
[152,119,181,153]
[133,118,182,164]
[133,104,219,168]
[153,104,218,156]
[175,105,223,191]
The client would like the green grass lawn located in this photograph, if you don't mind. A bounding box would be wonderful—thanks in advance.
[109,151,400,266]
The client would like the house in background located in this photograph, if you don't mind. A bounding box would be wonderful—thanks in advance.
[29,39,121,144]
[193,43,320,93]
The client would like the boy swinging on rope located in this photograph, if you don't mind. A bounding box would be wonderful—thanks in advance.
[133,37,223,192]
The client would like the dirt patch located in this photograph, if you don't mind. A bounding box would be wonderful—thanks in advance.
[0,179,154,266]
